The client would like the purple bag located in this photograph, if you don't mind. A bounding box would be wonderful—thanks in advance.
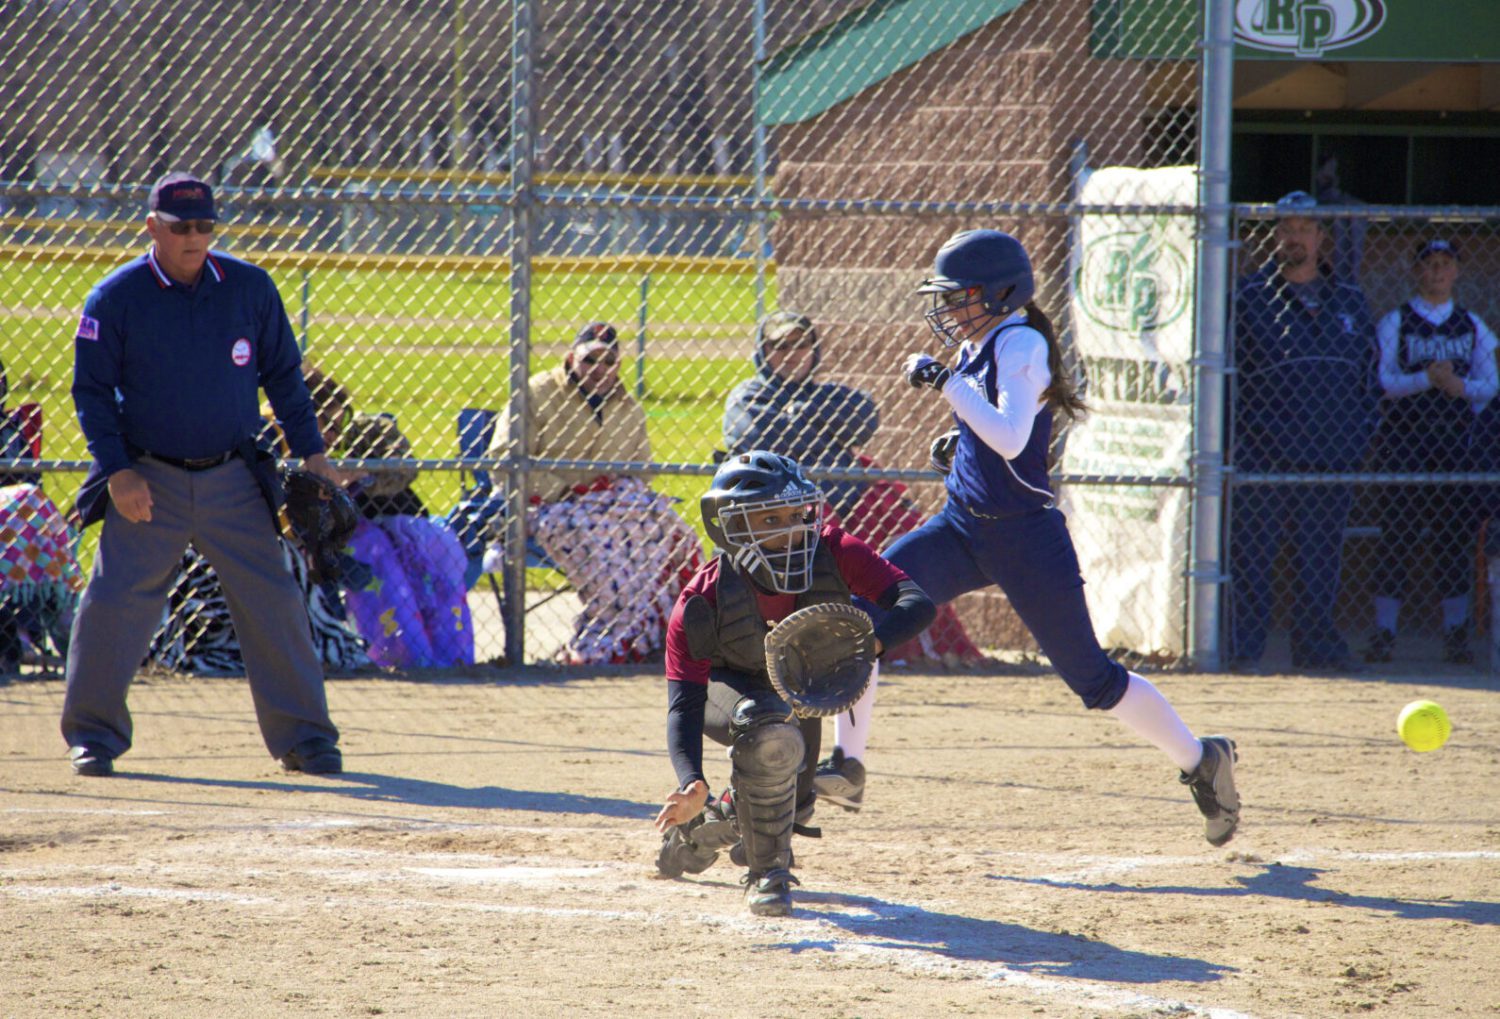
[343,516,474,669]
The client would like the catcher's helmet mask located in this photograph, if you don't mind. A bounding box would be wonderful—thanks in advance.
[702,451,823,594]
[917,229,1035,347]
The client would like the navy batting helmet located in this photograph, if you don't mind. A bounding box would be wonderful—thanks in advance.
[701,450,823,594]
[916,229,1035,346]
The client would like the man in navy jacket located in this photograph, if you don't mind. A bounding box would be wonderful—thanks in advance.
[1229,191,1379,673]
[62,172,347,777]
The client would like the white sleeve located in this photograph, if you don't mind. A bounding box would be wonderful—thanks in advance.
[1464,313,1500,406]
[1377,309,1430,399]
[939,328,1051,460]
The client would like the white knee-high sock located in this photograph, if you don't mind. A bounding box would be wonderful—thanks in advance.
[833,660,879,761]
[1106,672,1204,773]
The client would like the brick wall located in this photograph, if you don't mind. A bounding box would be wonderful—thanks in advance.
[770,0,1165,653]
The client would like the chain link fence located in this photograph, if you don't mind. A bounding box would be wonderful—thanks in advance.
[1228,204,1500,672]
[1,0,1218,673]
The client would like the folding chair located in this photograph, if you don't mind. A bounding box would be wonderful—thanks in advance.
[453,408,569,611]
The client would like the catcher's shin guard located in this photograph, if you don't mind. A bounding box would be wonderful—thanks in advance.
[727,692,804,877]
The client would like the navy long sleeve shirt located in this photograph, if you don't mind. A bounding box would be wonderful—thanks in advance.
[72,248,324,477]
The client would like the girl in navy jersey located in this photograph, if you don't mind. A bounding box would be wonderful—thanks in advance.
[819,229,1242,847]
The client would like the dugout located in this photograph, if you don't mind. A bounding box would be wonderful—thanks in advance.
[761,0,1500,661]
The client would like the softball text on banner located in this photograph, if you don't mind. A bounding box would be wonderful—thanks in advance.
[1061,165,1196,656]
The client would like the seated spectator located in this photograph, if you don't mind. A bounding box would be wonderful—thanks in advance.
[483,322,703,664]
[723,312,878,521]
[1362,240,1498,665]
[723,311,983,667]
[289,363,473,670]
[0,484,83,673]
[0,355,80,672]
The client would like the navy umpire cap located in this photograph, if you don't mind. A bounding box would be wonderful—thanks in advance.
[149,172,217,221]
[1415,239,1460,263]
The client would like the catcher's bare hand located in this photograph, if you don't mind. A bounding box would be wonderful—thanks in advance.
[654,779,709,833]
[108,468,153,523]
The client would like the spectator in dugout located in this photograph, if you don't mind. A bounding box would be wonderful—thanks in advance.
[722,311,984,668]
[482,322,703,665]
[1228,191,1379,675]
[1361,240,1498,665]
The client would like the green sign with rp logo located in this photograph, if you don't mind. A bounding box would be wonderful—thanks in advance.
[1092,0,1500,61]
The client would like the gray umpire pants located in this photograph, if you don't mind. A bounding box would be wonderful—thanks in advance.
[60,456,339,760]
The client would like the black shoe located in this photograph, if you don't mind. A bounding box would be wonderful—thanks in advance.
[1442,624,1474,665]
[1362,628,1395,663]
[280,737,342,775]
[69,744,115,777]
[742,867,798,917]
[812,747,865,813]
[1180,735,1240,847]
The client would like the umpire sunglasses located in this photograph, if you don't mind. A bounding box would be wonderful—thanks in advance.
[164,219,216,235]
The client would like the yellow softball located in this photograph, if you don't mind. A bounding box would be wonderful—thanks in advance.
[1397,700,1452,753]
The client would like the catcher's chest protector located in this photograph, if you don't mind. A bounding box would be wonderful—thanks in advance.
[711,542,850,677]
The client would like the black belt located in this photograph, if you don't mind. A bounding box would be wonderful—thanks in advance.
[149,451,235,471]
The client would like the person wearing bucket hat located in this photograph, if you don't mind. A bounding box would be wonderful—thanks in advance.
[1226,192,1380,675]
[1361,239,1498,665]
[481,320,703,665]
[722,311,879,520]
[61,171,349,779]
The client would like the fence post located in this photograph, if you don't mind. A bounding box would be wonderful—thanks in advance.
[1189,0,1234,671]
[636,273,650,400]
[299,268,310,351]
[751,0,769,323]
[503,0,537,666]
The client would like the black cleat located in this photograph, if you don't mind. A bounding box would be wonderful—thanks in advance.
[1362,627,1395,663]
[1442,624,1474,665]
[68,744,115,777]
[742,867,798,917]
[1181,735,1240,847]
[280,737,342,775]
[812,747,865,813]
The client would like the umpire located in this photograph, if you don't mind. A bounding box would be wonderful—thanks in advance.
[62,172,346,778]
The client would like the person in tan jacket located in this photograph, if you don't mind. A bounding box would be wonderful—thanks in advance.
[487,322,702,664]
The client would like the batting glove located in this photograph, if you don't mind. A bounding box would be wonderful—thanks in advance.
[929,428,960,474]
[904,353,951,391]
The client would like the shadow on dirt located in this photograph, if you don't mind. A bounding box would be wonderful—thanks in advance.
[121,770,655,818]
[991,863,1500,925]
[777,888,1236,984]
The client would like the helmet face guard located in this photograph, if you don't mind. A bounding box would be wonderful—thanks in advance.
[702,451,824,593]
[916,229,1034,347]
[716,490,822,594]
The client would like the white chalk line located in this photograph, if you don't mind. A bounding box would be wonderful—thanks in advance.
[0,846,1278,1019]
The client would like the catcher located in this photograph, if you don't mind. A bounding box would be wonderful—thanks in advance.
[653,451,935,916]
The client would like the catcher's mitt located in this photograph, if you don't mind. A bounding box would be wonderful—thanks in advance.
[282,468,359,583]
[764,602,876,718]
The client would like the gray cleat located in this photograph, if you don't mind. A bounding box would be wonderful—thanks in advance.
[1180,735,1240,847]
[812,747,865,813]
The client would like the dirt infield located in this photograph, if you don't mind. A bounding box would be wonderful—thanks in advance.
[2,665,1496,1018]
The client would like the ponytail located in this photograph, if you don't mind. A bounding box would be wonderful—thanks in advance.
[1024,302,1087,421]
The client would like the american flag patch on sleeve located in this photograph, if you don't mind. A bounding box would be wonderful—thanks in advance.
[77,313,99,341]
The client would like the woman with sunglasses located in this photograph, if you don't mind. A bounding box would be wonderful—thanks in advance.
[482,321,702,665]
[887,228,1243,847]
